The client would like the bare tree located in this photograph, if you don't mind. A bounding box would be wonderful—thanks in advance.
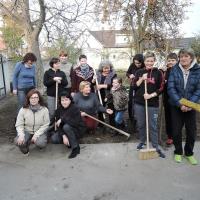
[95,0,191,54]
[0,0,95,90]
[0,0,45,90]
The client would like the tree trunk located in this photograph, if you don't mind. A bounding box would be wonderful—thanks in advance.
[27,36,44,92]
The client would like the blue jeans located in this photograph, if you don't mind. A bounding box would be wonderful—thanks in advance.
[134,104,159,149]
[115,111,125,125]
[17,90,26,112]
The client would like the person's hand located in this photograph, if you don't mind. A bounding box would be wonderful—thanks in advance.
[17,135,25,145]
[129,74,135,79]
[104,98,107,102]
[63,135,70,146]
[13,89,17,95]
[144,93,152,100]
[106,109,113,115]
[181,105,192,112]
[31,135,38,143]
[71,92,75,97]
[142,73,148,80]
[97,84,105,90]
[81,111,87,117]
[56,119,61,127]
[53,77,62,83]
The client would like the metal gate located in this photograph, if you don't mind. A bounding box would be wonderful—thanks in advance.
[0,54,6,98]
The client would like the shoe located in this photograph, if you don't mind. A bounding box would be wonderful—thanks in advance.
[157,149,166,158]
[174,154,182,163]
[19,145,29,155]
[68,146,80,159]
[166,138,173,145]
[136,143,145,150]
[186,155,198,165]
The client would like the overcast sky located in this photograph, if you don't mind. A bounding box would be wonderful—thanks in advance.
[181,0,200,37]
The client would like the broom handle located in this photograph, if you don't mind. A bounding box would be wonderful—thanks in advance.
[93,68,105,119]
[144,79,150,149]
[55,81,58,131]
[84,113,130,138]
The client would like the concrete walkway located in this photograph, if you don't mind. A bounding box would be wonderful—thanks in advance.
[0,142,200,200]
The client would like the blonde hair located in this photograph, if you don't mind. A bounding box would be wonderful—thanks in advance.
[79,81,91,92]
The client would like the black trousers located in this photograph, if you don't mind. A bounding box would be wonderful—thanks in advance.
[51,124,79,149]
[128,86,135,120]
[171,106,196,156]
[163,99,173,139]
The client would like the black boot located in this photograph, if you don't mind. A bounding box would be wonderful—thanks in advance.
[68,146,80,159]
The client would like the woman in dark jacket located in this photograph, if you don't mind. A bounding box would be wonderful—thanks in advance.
[43,57,68,119]
[51,91,86,159]
[168,48,200,165]
[126,54,145,122]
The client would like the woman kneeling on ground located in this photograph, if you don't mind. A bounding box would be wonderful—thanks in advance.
[15,89,50,155]
[51,91,86,159]
[73,81,113,133]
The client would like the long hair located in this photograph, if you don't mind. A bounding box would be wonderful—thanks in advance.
[23,89,46,108]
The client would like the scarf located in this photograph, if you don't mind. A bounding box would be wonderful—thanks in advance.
[29,104,41,113]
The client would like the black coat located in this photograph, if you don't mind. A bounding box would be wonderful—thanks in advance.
[43,68,68,97]
[54,103,86,137]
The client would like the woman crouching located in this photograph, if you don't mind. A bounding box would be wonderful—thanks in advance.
[52,91,86,159]
[15,89,50,155]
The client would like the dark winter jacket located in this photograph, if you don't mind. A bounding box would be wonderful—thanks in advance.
[43,68,68,97]
[133,68,164,107]
[54,103,86,137]
[111,86,128,111]
[73,92,106,115]
[168,62,200,107]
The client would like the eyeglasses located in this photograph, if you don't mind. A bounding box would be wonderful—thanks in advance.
[30,96,39,100]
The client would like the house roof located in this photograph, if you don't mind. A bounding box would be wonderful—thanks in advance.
[89,30,195,49]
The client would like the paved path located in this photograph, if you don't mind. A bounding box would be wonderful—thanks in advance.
[0,142,200,200]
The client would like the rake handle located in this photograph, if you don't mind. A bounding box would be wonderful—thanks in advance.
[84,113,130,138]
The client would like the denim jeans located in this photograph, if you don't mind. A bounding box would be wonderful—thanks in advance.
[115,111,125,125]
[47,96,56,119]
[17,90,26,112]
[134,103,159,148]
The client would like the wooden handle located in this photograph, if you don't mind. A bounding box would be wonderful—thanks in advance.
[55,81,58,131]
[84,113,130,138]
[144,79,150,149]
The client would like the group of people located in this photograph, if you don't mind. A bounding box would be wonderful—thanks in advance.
[12,48,200,164]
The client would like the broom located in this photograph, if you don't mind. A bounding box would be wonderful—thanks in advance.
[179,98,200,112]
[139,79,159,160]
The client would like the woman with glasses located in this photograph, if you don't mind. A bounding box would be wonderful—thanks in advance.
[15,89,50,155]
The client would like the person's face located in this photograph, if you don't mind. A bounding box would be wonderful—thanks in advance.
[82,85,91,95]
[167,58,177,68]
[144,57,155,70]
[80,58,87,65]
[179,53,193,69]
[29,93,39,106]
[59,55,68,63]
[26,60,35,67]
[112,79,121,89]
[61,97,71,108]
[53,62,61,70]
[134,60,142,68]
[102,66,110,74]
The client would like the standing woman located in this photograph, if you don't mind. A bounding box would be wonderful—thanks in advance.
[126,54,145,121]
[95,60,117,126]
[71,54,94,95]
[43,57,68,119]
[168,48,200,165]
[15,89,50,155]
[12,52,37,111]
[133,52,165,158]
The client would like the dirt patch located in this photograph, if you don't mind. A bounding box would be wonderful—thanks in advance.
[0,95,136,144]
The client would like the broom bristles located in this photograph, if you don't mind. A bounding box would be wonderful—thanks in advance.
[139,148,159,160]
